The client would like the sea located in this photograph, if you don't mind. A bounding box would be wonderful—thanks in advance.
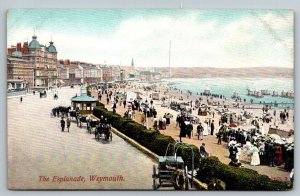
[166,77,294,108]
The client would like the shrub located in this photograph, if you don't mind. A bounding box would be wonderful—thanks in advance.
[93,107,199,169]
[196,156,291,191]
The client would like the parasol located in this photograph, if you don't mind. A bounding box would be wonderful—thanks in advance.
[269,134,284,144]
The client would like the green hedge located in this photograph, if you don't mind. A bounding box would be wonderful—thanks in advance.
[93,106,200,169]
[93,106,290,190]
[196,156,291,191]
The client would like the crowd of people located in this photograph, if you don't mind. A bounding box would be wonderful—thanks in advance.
[94,83,294,179]
[221,126,294,172]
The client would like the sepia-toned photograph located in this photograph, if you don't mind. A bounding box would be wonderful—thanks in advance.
[7,9,294,190]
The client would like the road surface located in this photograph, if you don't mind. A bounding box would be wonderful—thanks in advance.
[8,86,156,190]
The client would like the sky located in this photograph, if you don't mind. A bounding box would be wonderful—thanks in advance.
[7,9,294,68]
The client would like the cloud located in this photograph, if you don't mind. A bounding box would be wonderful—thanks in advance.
[7,11,293,68]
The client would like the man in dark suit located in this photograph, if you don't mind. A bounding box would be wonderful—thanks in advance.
[179,123,186,142]
[200,143,208,157]
[210,120,215,135]
[60,117,65,132]
[268,142,275,167]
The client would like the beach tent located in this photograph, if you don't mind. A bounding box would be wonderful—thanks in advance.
[126,91,137,102]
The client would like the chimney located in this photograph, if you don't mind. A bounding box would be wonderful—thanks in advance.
[64,59,70,65]
[22,42,29,55]
[17,42,22,51]
[7,48,14,56]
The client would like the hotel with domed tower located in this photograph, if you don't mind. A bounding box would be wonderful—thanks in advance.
[7,34,58,90]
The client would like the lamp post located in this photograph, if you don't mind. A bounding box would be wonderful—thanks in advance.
[146,108,149,129]
[46,65,50,91]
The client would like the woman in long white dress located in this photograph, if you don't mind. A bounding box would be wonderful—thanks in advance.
[251,146,260,166]
[203,123,209,136]
[235,144,242,163]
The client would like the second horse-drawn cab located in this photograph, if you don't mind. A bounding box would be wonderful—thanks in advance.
[95,123,112,142]
[87,114,100,134]
[78,115,88,128]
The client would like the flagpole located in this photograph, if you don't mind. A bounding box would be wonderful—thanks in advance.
[168,41,171,107]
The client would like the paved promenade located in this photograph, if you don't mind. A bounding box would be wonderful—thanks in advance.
[8,86,155,190]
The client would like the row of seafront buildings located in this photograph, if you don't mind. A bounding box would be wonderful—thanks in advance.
[7,34,162,91]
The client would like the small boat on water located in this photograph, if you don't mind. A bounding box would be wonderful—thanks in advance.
[254,90,264,98]
[261,89,270,95]
[246,88,264,98]
[272,90,279,96]
[280,90,294,99]
[232,91,240,99]
[203,87,211,96]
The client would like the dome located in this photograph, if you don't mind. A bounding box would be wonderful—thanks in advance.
[28,35,41,49]
[47,41,57,53]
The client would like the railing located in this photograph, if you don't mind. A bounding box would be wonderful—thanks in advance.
[7,89,34,97]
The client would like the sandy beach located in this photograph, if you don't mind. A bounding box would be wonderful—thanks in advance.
[95,81,293,181]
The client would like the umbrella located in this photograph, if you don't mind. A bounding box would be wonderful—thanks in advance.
[270,134,284,144]
[270,134,281,140]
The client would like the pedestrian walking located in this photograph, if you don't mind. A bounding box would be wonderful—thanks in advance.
[20,96,23,103]
[60,117,66,132]
[197,123,204,140]
[217,131,222,144]
[112,102,117,113]
[210,120,215,135]
[66,117,71,132]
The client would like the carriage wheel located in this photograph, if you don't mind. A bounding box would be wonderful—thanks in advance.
[152,165,157,177]
[153,179,157,190]
[153,165,158,190]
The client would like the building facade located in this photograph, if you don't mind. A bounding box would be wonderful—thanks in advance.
[7,35,59,89]
[101,65,113,82]
[7,51,34,89]
[139,70,161,81]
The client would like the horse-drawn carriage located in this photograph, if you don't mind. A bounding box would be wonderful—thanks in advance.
[78,115,88,128]
[86,114,100,134]
[51,106,71,117]
[69,110,78,120]
[95,123,112,141]
[39,90,47,98]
